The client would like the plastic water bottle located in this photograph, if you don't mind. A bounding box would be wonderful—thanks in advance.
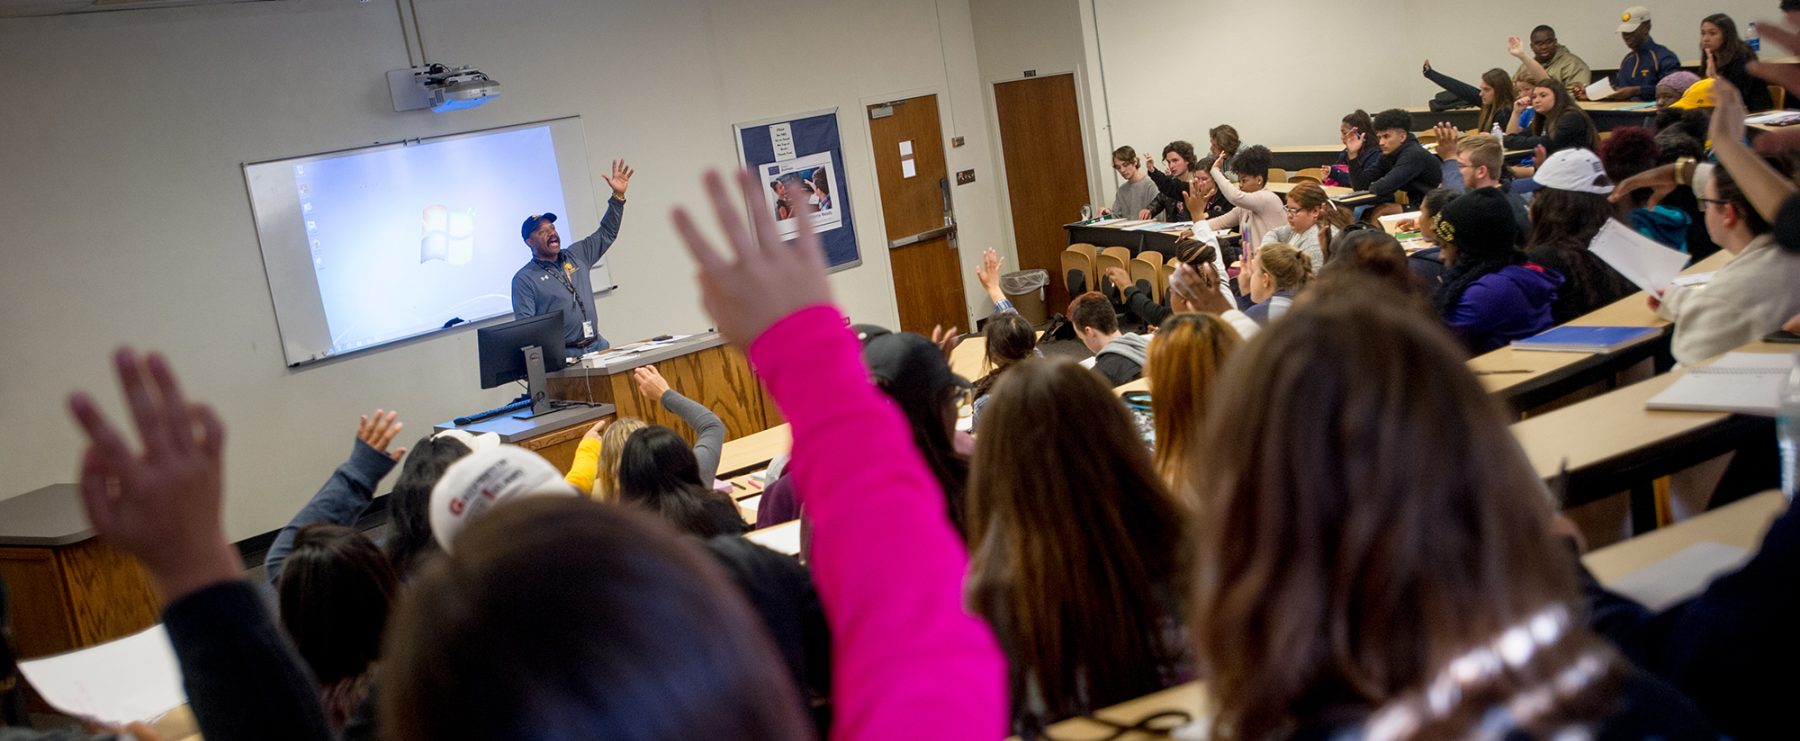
[1750,22,1762,52]
[1780,352,1800,500]
[1491,122,1506,145]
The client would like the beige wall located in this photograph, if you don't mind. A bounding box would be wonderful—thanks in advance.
[0,0,1011,540]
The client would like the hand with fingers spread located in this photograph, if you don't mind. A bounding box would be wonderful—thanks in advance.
[356,409,406,461]
[1169,262,1235,315]
[1433,123,1462,161]
[1506,36,1526,59]
[67,349,240,602]
[633,364,672,400]
[671,169,833,347]
[975,247,1006,304]
[605,159,635,200]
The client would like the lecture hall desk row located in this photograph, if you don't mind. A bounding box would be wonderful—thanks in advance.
[1026,488,1790,741]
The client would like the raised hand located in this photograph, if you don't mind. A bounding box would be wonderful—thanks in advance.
[1711,79,1748,149]
[633,364,673,400]
[1507,36,1526,58]
[356,409,406,461]
[671,168,833,347]
[1169,262,1234,315]
[1103,266,1132,291]
[1433,122,1462,161]
[1421,59,1433,75]
[929,325,961,360]
[1143,153,1159,174]
[67,349,241,602]
[976,247,1004,290]
[1609,163,1681,207]
[581,417,609,442]
[1345,129,1366,157]
[605,158,635,199]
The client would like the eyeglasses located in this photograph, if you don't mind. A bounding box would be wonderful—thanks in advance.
[1283,206,1305,215]
[1696,196,1730,210]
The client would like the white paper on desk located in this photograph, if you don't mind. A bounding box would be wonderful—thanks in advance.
[747,522,802,556]
[1670,271,1715,288]
[1606,542,1752,611]
[17,624,186,724]
[1583,77,1616,101]
[1588,220,1690,294]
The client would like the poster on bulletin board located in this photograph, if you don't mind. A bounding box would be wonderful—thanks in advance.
[733,108,860,271]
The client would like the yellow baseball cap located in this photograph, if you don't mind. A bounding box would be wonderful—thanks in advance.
[1671,78,1716,110]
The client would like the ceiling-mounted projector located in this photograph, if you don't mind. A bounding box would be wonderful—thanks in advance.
[387,63,501,113]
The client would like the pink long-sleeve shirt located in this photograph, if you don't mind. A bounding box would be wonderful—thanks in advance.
[748,305,1008,741]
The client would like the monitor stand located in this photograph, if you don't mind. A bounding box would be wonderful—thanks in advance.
[511,345,558,420]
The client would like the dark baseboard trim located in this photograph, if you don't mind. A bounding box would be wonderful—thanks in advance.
[235,493,392,569]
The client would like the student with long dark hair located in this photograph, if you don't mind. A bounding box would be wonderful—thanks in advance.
[1432,188,1561,353]
[1326,110,1379,189]
[1525,149,1637,323]
[276,524,397,733]
[1421,63,1516,134]
[1505,78,1598,157]
[617,425,747,538]
[565,364,726,499]
[384,431,477,577]
[1700,13,1771,112]
[1187,293,1714,740]
[967,358,1189,735]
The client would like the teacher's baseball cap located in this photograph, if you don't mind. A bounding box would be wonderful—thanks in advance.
[1617,7,1650,33]
[520,212,558,242]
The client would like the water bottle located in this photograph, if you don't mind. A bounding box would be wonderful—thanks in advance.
[1750,22,1762,52]
[1491,122,1506,147]
[1780,352,1800,500]
[1080,203,1093,221]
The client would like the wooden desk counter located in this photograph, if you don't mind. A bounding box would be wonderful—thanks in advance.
[1510,342,1790,508]
[717,423,792,478]
[0,485,160,659]
[1023,491,1788,740]
[433,403,613,473]
[950,336,989,382]
[548,332,780,443]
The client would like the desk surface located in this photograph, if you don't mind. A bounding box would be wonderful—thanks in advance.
[432,402,614,443]
[1474,249,1732,402]
[1265,181,1351,197]
[1511,341,1790,483]
[0,484,94,546]
[1025,490,1787,740]
[552,332,728,377]
[950,336,989,382]
[717,423,792,477]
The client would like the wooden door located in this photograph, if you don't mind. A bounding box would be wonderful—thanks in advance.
[994,73,1089,312]
[867,95,968,335]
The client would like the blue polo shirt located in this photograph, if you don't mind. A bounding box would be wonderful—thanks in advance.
[510,196,625,354]
[1616,39,1680,101]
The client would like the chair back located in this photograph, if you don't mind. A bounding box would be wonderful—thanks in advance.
[1130,253,1163,304]
[1061,245,1096,298]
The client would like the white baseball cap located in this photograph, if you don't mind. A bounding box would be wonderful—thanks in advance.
[1533,149,1614,195]
[429,445,577,551]
[1617,6,1650,33]
[430,428,500,452]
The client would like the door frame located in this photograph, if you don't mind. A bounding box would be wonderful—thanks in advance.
[854,84,972,328]
[981,66,1103,282]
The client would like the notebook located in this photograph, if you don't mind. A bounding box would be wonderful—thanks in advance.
[1645,352,1799,415]
[1510,325,1662,353]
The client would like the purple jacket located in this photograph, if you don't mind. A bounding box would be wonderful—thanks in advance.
[1445,263,1562,354]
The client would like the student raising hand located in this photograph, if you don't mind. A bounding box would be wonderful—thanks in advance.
[670,168,832,346]
[67,349,239,603]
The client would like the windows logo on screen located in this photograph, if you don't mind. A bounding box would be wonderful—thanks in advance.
[420,205,476,265]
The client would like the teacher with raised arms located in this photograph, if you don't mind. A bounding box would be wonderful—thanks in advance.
[511,158,636,356]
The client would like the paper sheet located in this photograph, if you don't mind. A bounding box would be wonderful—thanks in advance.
[1605,542,1752,611]
[17,624,187,724]
[746,521,801,556]
[1587,220,1690,295]
[1583,77,1616,101]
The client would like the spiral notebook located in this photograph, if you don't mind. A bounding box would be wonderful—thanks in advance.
[1645,353,1797,416]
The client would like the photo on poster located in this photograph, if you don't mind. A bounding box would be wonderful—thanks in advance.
[760,152,843,238]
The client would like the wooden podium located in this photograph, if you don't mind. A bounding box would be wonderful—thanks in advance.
[546,332,781,444]
[0,484,160,659]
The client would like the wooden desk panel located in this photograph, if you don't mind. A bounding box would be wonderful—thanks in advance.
[0,540,159,659]
[549,341,779,443]
[717,424,792,478]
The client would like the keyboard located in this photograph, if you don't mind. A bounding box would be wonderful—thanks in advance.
[454,395,532,426]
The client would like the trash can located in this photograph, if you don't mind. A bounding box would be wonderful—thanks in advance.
[1000,269,1050,327]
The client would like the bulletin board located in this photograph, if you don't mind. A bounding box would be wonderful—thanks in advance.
[733,108,861,271]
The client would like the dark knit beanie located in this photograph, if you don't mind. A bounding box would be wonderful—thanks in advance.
[1436,187,1518,261]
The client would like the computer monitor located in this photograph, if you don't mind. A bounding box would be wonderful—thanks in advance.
[476,311,567,418]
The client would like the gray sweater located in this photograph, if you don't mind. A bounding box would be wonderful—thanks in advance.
[662,389,727,483]
[1110,177,1159,218]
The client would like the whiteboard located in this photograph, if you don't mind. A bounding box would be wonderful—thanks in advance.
[244,116,613,367]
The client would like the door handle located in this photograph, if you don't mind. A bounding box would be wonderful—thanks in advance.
[887,225,958,250]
